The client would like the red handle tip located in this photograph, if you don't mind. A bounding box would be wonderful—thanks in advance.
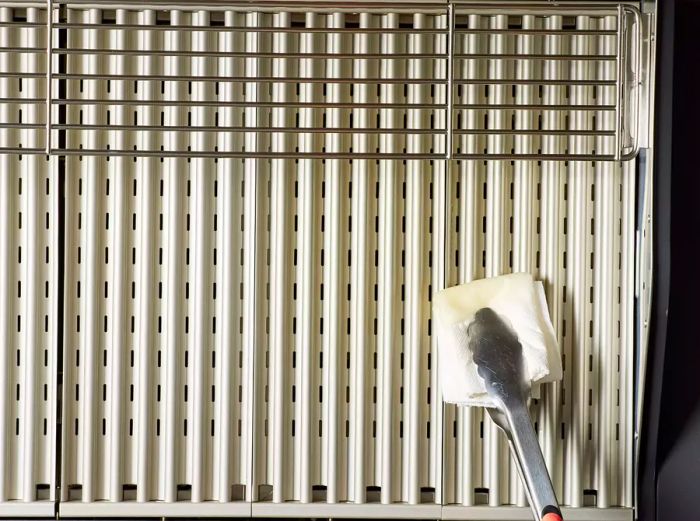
[542,513,563,521]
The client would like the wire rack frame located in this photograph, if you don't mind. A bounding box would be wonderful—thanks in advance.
[0,1,643,160]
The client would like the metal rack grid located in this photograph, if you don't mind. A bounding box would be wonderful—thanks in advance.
[449,3,642,161]
[0,0,643,161]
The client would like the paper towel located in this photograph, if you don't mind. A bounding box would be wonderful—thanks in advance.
[433,273,563,407]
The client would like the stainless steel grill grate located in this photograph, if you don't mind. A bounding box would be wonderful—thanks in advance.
[0,1,652,519]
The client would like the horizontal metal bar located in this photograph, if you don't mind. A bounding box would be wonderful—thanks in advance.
[0,123,45,128]
[454,53,617,61]
[453,78,616,86]
[52,48,446,59]
[0,97,52,104]
[0,148,622,162]
[38,23,620,35]
[441,506,633,521]
[1,98,616,111]
[2,99,616,111]
[51,149,446,159]
[251,502,443,519]
[48,74,616,87]
[452,153,617,160]
[55,0,448,9]
[38,74,615,87]
[54,22,448,34]
[0,147,47,154]
[0,72,46,79]
[0,145,623,162]
[1,97,441,109]
[56,124,443,133]
[453,103,616,110]
[54,73,447,84]
[0,21,45,28]
[453,129,615,136]
[51,99,444,109]
[0,125,614,137]
[60,501,252,518]
[452,3,625,16]
[48,26,616,36]
[45,48,617,61]
[453,28,618,36]
[0,501,56,517]
[0,46,46,53]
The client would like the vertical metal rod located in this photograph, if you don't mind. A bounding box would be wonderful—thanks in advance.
[484,12,510,506]
[269,11,291,503]
[594,16,618,507]
[445,2,454,159]
[539,13,564,501]
[45,0,52,153]
[162,8,183,504]
[322,13,344,503]
[614,4,623,161]
[135,10,156,502]
[377,12,399,504]
[21,7,41,502]
[80,10,100,501]
[0,7,13,500]
[348,12,370,505]
[565,15,595,506]
[510,13,537,507]
[630,6,642,158]
[242,12,262,502]
[454,12,485,506]
[296,11,319,505]
[620,150,635,508]
[107,8,127,503]
[190,10,211,502]
[216,9,238,503]
[431,8,448,505]
[403,14,426,504]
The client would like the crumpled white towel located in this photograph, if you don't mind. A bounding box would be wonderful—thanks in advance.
[433,273,563,407]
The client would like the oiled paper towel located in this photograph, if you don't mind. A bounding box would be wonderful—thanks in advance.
[433,273,563,407]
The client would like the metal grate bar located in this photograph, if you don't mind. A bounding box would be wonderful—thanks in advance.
[54,22,448,33]
[0,5,58,514]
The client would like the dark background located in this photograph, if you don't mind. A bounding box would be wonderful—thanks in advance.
[638,0,700,519]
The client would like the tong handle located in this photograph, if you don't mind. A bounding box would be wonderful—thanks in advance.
[503,400,563,521]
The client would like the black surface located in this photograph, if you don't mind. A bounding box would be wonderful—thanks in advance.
[637,0,700,519]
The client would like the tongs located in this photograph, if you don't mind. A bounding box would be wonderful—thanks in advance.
[466,308,563,521]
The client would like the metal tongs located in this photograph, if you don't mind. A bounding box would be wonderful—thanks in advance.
[467,308,564,521]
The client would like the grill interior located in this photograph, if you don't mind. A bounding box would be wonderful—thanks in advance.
[0,1,653,519]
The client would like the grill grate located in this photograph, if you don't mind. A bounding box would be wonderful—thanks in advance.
[0,1,646,519]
